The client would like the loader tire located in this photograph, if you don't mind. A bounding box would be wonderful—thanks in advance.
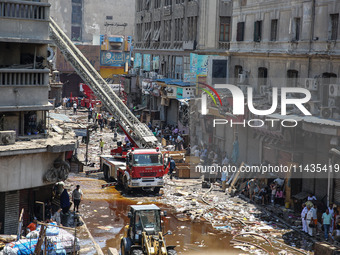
[154,187,160,194]
[167,249,177,255]
[131,249,144,255]
[120,238,130,255]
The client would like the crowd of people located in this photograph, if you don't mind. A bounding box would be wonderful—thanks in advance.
[300,195,340,242]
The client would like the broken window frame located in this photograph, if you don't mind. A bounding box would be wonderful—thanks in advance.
[294,18,301,41]
[287,69,299,87]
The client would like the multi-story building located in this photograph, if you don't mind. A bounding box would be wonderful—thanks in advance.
[49,0,135,44]
[197,0,340,206]
[0,0,76,234]
[49,0,135,96]
[132,0,340,206]
[133,0,231,127]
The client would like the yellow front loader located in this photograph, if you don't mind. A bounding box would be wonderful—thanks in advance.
[120,204,177,255]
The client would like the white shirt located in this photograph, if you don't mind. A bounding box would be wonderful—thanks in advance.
[222,157,229,165]
[306,209,314,221]
[308,196,317,201]
[301,207,308,219]
[73,103,77,109]
[194,149,200,157]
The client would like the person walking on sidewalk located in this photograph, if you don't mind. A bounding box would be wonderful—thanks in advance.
[323,208,333,240]
[72,185,83,212]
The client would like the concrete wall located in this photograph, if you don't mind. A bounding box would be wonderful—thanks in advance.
[49,0,135,43]
[0,152,64,192]
[0,1,50,42]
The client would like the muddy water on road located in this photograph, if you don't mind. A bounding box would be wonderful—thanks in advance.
[69,175,239,255]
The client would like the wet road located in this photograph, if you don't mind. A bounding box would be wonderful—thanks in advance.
[68,175,240,255]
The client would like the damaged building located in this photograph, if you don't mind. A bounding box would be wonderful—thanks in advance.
[0,0,76,234]
[130,0,340,207]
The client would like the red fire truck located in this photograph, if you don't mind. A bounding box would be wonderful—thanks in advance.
[100,147,168,194]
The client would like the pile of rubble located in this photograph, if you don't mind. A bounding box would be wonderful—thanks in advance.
[160,178,313,255]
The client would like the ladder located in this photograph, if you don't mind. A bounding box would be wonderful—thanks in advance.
[49,18,158,148]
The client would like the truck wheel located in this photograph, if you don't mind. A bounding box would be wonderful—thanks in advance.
[154,187,160,194]
[131,249,143,255]
[167,249,177,255]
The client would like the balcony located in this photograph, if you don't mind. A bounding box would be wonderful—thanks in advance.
[0,69,53,111]
[218,41,230,50]
[0,0,50,43]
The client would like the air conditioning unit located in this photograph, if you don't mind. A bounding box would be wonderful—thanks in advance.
[320,106,333,119]
[305,101,319,115]
[0,131,16,145]
[305,78,318,91]
[329,84,340,97]
[329,98,336,107]
[238,73,247,84]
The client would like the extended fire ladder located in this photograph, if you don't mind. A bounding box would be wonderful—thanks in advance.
[49,18,158,148]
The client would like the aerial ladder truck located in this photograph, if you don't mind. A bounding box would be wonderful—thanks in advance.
[49,19,168,193]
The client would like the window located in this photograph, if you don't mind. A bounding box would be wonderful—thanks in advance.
[294,18,300,41]
[136,23,143,41]
[234,65,243,79]
[219,17,231,42]
[270,19,278,41]
[154,0,161,8]
[137,0,143,11]
[174,18,184,41]
[236,22,245,41]
[144,22,152,41]
[212,60,228,84]
[175,57,183,80]
[72,0,82,41]
[71,26,81,41]
[187,16,198,41]
[287,70,298,87]
[106,16,113,20]
[165,0,172,6]
[258,67,268,86]
[152,21,161,41]
[254,20,262,42]
[163,20,172,41]
[176,0,184,4]
[330,14,339,40]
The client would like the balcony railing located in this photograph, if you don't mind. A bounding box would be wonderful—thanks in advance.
[0,69,49,86]
[218,41,230,50]
[0,0,49,20]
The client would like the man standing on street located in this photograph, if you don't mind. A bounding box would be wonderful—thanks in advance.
[72,185,83,212]
[73,101,77,114]
[322,208,332,240]
[60,184,71,214]
[301,203,308,233]
[99,138,105,154]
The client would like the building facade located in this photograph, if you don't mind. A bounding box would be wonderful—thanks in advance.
[0,0,76,234]
[131,0,340,207]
